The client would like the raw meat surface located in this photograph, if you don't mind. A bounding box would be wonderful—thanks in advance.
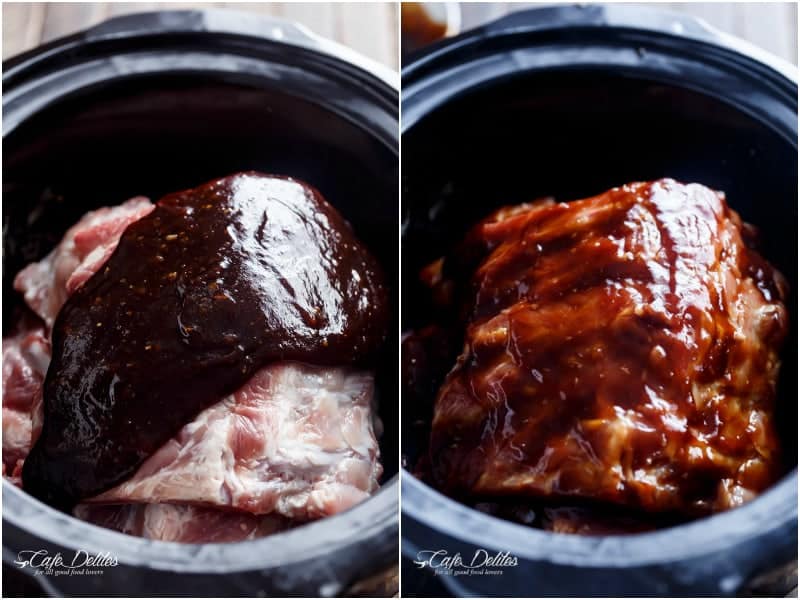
[5,197,152,484]
[428,180,787,515]
[88,362,381,520]
[4,188,383,541]
[13,197,154,328]
[2,324,50,484]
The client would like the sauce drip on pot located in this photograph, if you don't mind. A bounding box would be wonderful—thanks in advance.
[23,172,388,507]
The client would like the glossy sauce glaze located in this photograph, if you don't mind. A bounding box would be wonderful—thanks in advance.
[23,172,388,507]
[423,180,787,519]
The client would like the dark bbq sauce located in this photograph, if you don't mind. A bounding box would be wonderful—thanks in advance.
[23,172,388,508]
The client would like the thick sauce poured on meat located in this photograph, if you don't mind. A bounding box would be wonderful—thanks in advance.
[420,180,787,523]
[23,172,388,507]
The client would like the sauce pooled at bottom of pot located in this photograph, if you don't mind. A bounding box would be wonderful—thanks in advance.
[22,172,388,508]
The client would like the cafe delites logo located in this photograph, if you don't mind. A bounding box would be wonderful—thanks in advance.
[14,549,119,577]
[414,548,519,577]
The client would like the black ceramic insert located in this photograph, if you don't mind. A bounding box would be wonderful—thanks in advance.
[3,9,398,597]
[401,4,797,597]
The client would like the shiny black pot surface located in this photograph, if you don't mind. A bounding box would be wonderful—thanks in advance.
[401,5,797,597]
[3,9,398,597]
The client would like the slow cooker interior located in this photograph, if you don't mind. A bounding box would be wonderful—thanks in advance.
[2,73,399,486]
[402,70,797,489]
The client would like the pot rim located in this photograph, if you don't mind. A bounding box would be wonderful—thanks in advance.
[3,8,398,143]
[4,476,398,572]
[401,4,798,143]
[3,7,398,89]
[403,4,798,83]
[401,470,797,567]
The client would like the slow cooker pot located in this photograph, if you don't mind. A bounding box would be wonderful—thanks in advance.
[2,9,398,597]
[401,5,797,597]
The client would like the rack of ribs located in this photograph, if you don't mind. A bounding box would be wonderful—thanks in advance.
[428,179,787,516]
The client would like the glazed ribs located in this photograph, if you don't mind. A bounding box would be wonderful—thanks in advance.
[428,180,787,515]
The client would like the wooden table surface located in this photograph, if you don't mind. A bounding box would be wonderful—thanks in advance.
[3,2,399,68]
[458,2,797,65]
